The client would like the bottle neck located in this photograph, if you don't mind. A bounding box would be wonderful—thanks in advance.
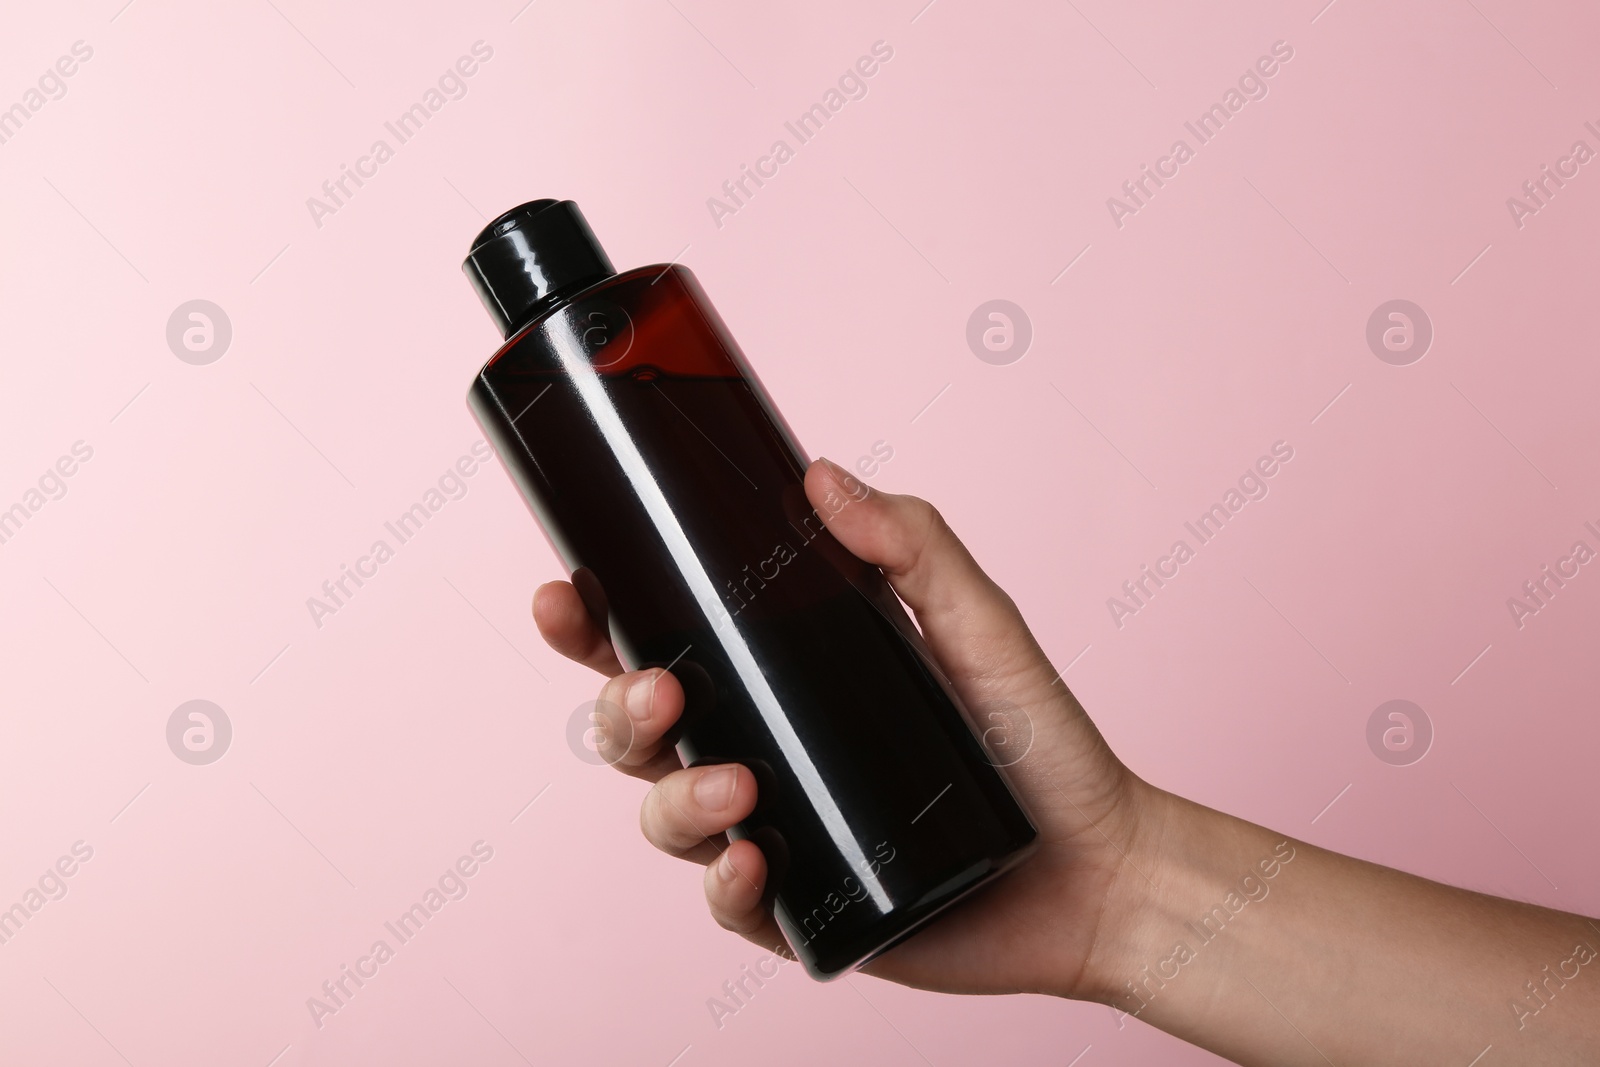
[499,271,613,339]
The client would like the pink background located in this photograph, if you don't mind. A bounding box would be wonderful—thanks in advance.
[2,0,1598,1064]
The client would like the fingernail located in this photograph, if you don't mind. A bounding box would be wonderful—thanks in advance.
[694,766,738,811]
[624,671,658,723]
[716,850,738,883]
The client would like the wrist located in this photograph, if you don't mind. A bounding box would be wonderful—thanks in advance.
[1069,784,1304,1015]
[1066,775,1183,1004]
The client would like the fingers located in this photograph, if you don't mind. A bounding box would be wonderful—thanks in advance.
[703,839,787,950]
[640,763,757,862]
[804,459,1060,697]
[592,668,687,782]
[536,584,683,780]
[533,580,624,676]
[646,767,788,955]
[535,578,783,948]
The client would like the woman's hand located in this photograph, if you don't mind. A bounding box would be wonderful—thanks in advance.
[532,458,1162,998]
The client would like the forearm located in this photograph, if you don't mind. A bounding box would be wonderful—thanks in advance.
[1081,783,1600,1066]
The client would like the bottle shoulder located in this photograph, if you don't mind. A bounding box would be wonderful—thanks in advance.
[473,261,735,384]
[503,263,698,343]
[603,262,697,288]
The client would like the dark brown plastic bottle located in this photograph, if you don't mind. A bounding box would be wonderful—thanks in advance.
[463,199,1038,979]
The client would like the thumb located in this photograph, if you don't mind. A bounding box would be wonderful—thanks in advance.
[805,459,1130,824]
[804,458,1062,708]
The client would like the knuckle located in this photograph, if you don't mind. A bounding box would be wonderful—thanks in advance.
[598,672,629,708]
[708,887,760,934]
[639,784,673,849]
[723,906,767,937]
[916,498,949,536]
[888,495,941,573]
[641,775,698,853]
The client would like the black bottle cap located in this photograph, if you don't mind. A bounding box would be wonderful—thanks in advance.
[463,199,617,339]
